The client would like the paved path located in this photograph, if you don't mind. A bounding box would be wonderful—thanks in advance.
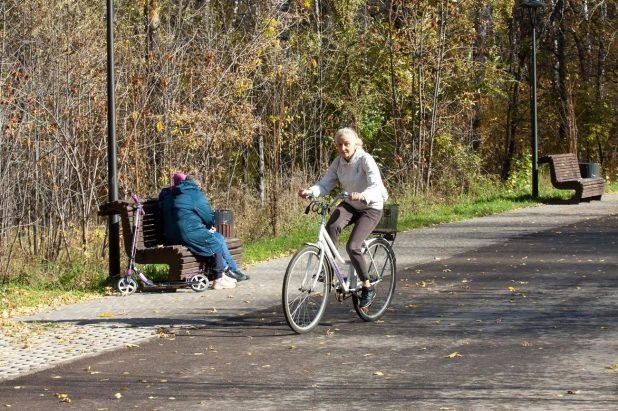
[1,195,618,410]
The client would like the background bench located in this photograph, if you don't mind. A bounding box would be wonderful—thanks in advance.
[539,153,605,203]
[98,198,243,282]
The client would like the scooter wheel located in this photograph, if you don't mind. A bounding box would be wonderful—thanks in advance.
[117,277,138,295]
[190,273,209,292]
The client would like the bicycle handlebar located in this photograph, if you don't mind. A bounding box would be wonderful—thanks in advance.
[304,191,348,215]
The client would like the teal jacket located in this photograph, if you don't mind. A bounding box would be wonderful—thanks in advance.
[161,180,222,257]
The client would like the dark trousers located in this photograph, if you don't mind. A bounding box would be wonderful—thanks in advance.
[210,252,224,280]
[326,202,383,282]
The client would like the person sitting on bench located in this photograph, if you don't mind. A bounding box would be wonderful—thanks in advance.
[160,174,235,290]
[159,173,249,282]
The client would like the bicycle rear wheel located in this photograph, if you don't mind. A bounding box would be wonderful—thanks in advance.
[282,245,330,334]
[353,238,396,321]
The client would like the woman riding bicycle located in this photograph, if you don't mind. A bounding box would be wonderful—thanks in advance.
[298,127,388,309]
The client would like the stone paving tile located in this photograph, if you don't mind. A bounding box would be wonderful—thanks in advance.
[0,323,153,380]
[1,195,617,382]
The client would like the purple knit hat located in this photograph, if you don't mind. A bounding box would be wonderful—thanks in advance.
[173,173,187,186]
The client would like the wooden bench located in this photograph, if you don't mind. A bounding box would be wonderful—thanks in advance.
[98,198,244,282]
[538,153,605,203]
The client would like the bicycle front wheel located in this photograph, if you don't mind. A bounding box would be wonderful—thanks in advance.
[282,245,330,334]
[353,238,396,321]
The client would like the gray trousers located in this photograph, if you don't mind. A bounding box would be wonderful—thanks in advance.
[326,202,383,282]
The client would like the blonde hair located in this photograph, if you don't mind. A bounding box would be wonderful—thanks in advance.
[335,127,363,147]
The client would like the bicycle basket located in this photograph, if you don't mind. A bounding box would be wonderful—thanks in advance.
[375,204,399,231]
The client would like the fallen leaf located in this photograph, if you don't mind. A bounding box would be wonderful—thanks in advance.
[125,344,139,348]
[605,364,618,372]
[406,304,419,309]
[98,312,114,318]
[373,371,384,376]
[445,352,462,358]
[114,393,122,399]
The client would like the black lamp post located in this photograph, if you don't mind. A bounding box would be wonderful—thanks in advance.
[106,0,120,278]
[520,0,545,198]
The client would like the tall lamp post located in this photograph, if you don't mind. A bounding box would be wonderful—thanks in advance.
[520,0,545,198]
[106,0,120,278]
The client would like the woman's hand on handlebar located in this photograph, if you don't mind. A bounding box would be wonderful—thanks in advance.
[298,189,313,199]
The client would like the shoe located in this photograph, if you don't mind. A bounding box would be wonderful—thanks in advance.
[226,269,250,281]
[359,286,376,308]
[222,273,237,283]
[212,278,236,290]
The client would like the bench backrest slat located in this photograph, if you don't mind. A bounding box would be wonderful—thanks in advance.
[542,153,581,182]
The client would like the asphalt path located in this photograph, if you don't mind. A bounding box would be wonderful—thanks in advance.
[2,198,618,410]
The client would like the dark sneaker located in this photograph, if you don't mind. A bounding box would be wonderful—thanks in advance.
[227,269,250,281]
[359,286,376,308]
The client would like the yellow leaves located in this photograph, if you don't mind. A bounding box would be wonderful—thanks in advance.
[521,341,531,347]
[445,352,462,358]
[114,393,122,399]
[373,371,384,376]
[263,18,278,38]
[125,344,139,348]
[155,121,164,132]
[235,78,253,97]
[98,312,113,318]
[406,304,419,309]
[303,0,312,8]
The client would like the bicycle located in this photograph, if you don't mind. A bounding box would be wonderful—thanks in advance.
[282,191,397,334]
[116,194,210,295]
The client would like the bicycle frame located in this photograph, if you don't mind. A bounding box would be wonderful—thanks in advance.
[303,192,377,295]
